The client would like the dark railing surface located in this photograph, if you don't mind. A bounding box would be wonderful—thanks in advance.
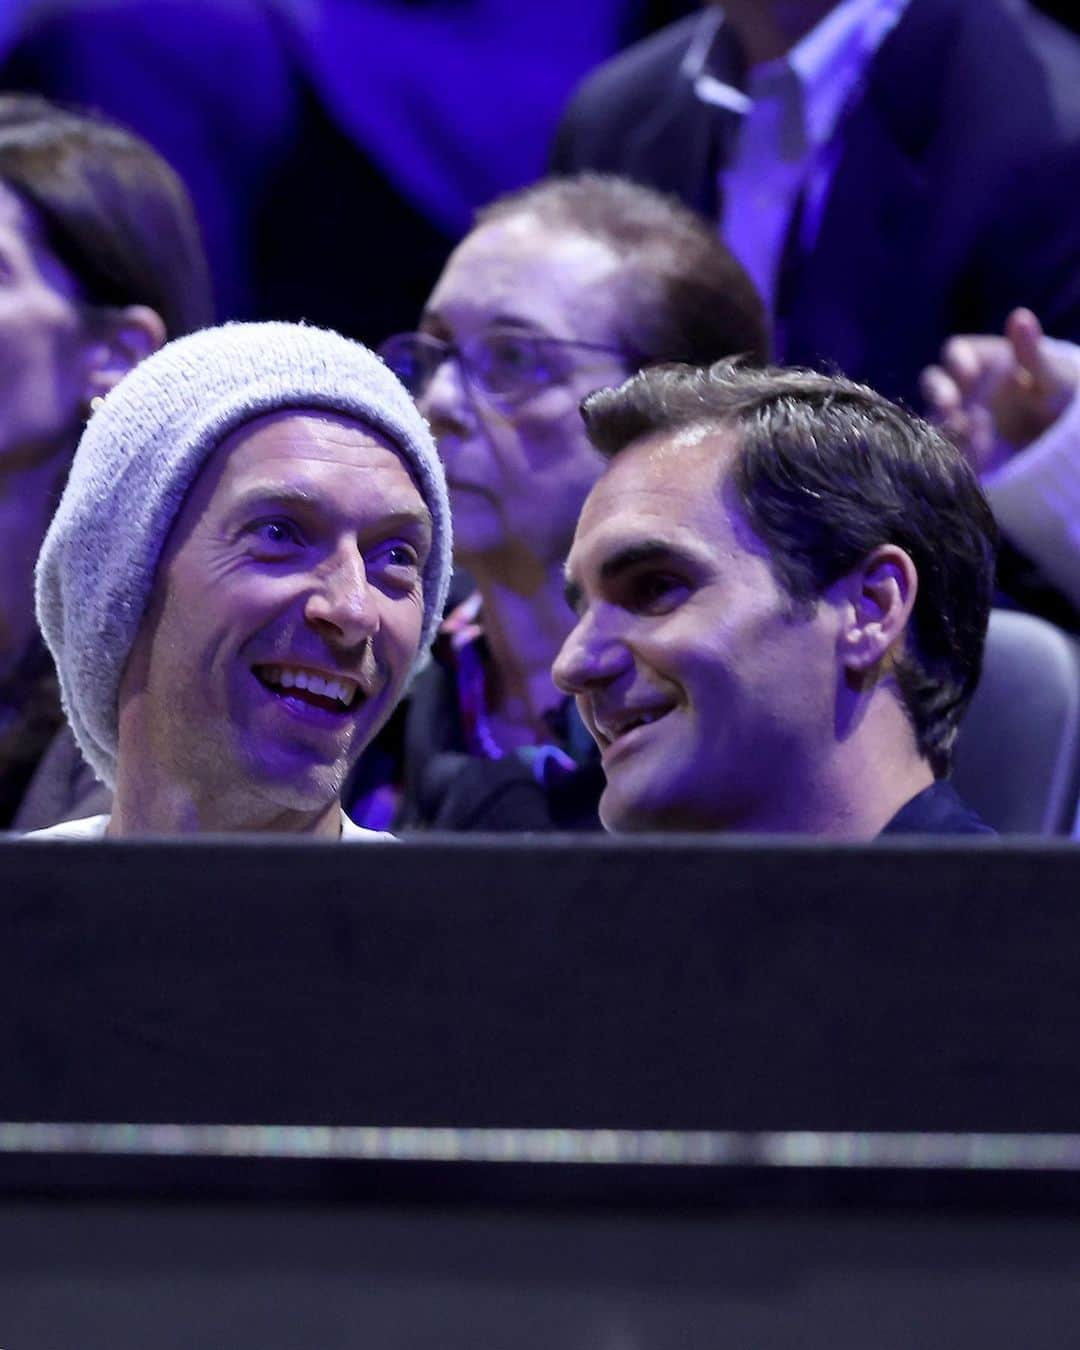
[2,836,1080,1347]
[1,836,1078,1133]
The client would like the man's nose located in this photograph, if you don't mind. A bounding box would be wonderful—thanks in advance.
[417,353,472,439]
[304,547,379,647]
[552,605,629,694]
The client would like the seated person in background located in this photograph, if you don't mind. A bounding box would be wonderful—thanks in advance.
[0,93,213,832]
[376,171,767,830]
[28,321,451,839]
[550,0,1080,410]
[921,307,1080,623]
[554,360,998,837]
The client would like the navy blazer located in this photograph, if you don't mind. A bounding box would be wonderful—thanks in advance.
[880,780,996,835]
[551,0,1080,408]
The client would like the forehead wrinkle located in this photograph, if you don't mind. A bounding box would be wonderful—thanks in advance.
[226,476,432,531]
[230,479,318,507]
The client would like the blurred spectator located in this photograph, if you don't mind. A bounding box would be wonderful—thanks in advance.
[551,0,1080,408]
[0,93,212,830]
[922,307,1080,619]
[0,0,294,323]
[373,173,766,830]
[0,0,635,340]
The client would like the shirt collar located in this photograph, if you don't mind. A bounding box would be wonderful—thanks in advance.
[787,0,910,148]
[681,8,750,113]
[686,0,911,145]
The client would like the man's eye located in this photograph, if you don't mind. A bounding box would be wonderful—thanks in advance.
[385,542,420,569]
[482,334,548,387]
[487,334,533,368]
[251,519,301,549]
[628,571,687,612]
[369,540,423,578]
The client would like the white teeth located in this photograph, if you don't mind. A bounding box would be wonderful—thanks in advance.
[263,664,357,707]
[597,708,668,741]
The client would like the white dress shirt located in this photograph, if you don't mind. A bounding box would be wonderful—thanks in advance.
[24,811,396,841]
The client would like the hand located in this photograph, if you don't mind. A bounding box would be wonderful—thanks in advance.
[920,309,1079,477]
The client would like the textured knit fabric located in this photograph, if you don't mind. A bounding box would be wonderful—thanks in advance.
[35,321,451,789]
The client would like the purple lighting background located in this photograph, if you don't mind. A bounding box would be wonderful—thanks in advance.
[0,0,695,340]
[3,0,1074,348]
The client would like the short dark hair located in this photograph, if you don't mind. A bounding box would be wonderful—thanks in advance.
[475,172,768,369]
[0,94,212,336]
[582,361,999,777]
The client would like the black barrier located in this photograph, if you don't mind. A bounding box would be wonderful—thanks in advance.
[2,837,1080,1346]
[0,835,1078,1134]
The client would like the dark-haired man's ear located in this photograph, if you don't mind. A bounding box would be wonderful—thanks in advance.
[837,544,918,675]
[83,305,167,406]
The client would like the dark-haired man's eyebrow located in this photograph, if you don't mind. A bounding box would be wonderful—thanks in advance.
[563,538,700,615]
[598,539,693,585]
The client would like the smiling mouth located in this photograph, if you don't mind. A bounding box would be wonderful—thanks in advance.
[595,706,674,749]
[253,663,361,715]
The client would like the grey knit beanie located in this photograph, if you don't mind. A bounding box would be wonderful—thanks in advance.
[35,320,452,788]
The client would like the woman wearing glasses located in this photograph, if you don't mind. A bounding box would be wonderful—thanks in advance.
[375,173,767,830]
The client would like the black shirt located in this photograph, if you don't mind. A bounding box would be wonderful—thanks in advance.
[880,781,996,836]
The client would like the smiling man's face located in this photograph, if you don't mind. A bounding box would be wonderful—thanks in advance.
[553,427,845,832]
[117,409,431,829]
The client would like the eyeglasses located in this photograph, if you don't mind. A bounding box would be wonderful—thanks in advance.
[378,327,628,407]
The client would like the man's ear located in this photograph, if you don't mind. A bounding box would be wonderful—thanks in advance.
[837,544,918,674]
[84,305,167,404]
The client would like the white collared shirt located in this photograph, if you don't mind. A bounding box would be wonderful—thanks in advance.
[684,0,910,323]
[24,811,396,841]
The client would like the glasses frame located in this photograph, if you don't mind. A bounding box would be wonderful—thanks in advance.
[378,326,631,408]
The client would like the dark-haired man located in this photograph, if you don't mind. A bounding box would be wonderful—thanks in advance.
[553,361,998,836]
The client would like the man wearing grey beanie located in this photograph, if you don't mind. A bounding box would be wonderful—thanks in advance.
[29,321,452,839]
